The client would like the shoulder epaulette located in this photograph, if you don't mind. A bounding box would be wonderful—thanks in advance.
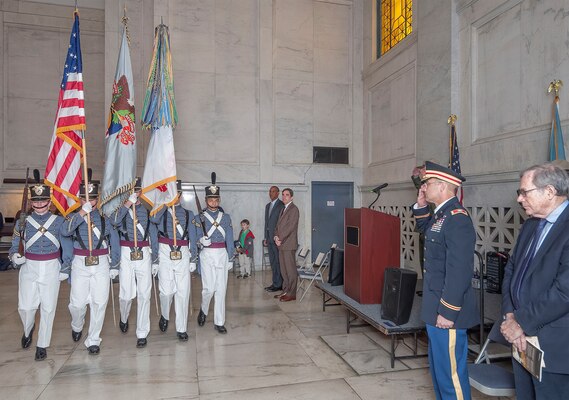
[450,209,468,216]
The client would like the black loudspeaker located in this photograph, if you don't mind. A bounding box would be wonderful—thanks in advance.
[381,268,418,325]
[328,248,344,286]
[485,251,509,294]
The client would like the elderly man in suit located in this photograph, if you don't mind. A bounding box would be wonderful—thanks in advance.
[501,162,569,400]
[264,186,285,292]
[273,188,299,302]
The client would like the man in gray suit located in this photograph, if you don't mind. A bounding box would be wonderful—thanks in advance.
[264,186,285,292]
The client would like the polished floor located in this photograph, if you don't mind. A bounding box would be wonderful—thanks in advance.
[0,268,512,399]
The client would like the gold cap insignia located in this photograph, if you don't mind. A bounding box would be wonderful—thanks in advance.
[210,186,218,194]
[33,185,44,195]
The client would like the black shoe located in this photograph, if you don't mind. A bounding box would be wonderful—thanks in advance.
[119,320,129,333]
[214,324,227,334]
[243,273,250,279]
[35,347,47,361]
[72,330,82,342]
[197,309,206,327]
[264,285,275,291]
[267,286,282,292]
[177,332,189,341]
[136,338,147,348]
[88,345,100,355]
[416,290,423,297]
[159,316,168,332]
[21,325,35,349]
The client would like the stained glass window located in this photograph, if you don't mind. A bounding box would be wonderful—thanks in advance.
[378,0,412,57]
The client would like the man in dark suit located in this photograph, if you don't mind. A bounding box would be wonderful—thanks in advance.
[412,161,478,399]
[273,188,299,302]
[501,162,569,399]
[264,186,285,292]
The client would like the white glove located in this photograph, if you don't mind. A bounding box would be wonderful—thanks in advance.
[59,272,69,281]
[189,262,197,272]
[128,193,138,204]
[151,263,159,277]
[11,254,26,266]
[109,269,119,279]
[199,237,211,247]
[227,261,233,271]
[81,202,93,214]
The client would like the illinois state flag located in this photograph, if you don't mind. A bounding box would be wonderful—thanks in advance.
[44,11,85,216]
[100,23,137,217]
[140,23,178,215]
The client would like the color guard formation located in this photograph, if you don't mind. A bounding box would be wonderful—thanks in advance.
[9,170,233,360]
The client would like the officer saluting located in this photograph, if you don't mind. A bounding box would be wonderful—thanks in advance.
[196,173,234,334]
[412,161,478,399]
[9,170,68,361]
[150,180,198,341]
[61,177,120,355]
[111,177,159,348]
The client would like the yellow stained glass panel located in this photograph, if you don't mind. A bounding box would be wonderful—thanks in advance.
[379,0,412,56]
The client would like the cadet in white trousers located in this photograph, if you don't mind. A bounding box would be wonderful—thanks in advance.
[111,178,159,348]
[9,172,68,361]
[62,180,120,354]
[150,180,198,340]
[196,173,235,334]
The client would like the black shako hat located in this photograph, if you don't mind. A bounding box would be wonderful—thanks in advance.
[205,172,220,198]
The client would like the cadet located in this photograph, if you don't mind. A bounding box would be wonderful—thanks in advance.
[412,161,478,400]
[111,178,158,348]
[150,180,197,341]
[62,179,120,354]
[196,173,234,334]
[9,171,68,361]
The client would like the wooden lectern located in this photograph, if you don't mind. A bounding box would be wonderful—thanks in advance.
[344,208,400,304]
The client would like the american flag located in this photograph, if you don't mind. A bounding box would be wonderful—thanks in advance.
[449,123,463,203]
[45,11,85,216]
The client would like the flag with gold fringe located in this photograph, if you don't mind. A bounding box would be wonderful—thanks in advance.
[448,115,463,203]
[140,22,178,215]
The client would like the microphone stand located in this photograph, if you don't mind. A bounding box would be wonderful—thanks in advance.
[368,190,381,209]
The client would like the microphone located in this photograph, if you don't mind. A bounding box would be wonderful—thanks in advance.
[371,183,388,193]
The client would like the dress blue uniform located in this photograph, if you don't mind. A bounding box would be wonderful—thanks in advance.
[413,162,478,400]
[9,182,67,360]
[111,191,158,343]
[62,182,120,352]
[150,182,198,338]
[195,174,234,332]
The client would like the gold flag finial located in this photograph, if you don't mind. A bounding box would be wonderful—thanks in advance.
[548,79,563,95]
[121,3,131,46]
[447,114,457,125]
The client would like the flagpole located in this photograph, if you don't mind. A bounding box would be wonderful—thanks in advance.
[80,133,94,255]
[447,114,457,167]
[172,204,177,249]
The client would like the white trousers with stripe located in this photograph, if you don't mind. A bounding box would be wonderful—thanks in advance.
[158,243,191,333]
[199,247,229,326]
[18,258,61,348]
[119,246,151,339]
[68,254,110,347]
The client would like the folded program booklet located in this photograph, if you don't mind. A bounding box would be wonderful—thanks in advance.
[512,336,545,382]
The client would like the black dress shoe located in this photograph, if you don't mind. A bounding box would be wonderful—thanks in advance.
[119,320,129,333]
[21,324,35,349]
[177,332,189,341]
[264,285,275,291]
[416,290,423,297]
[267,286,282,292]
[136,338,147,348]
[35,347,47,361]
[72,330,82,342]
[214,324,227,334]
[197,309,206,327]
[159,315,169,332]
[88,345,100,355]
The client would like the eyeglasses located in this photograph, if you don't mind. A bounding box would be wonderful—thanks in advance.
[516,187,540,197]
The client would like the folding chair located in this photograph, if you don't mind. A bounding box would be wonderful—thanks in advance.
[468,320,516,397]
[296,247,310,272]
[262,246,271,270]
[297,251,330,302]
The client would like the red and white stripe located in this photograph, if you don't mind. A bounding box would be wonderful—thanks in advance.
[45,72,85,216]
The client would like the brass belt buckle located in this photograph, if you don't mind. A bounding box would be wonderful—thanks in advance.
[130,248,143,261]
[85,255,99,266]
[170,250,182,260]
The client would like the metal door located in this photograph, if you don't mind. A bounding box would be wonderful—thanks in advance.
[311,181,354,261]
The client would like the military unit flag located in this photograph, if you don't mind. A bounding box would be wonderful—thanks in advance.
[549,91,566,161]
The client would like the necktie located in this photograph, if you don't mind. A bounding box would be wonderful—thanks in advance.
[269,201,274,216]
[512,219,547,309]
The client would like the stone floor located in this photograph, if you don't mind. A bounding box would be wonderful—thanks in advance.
[0,268,513,399]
